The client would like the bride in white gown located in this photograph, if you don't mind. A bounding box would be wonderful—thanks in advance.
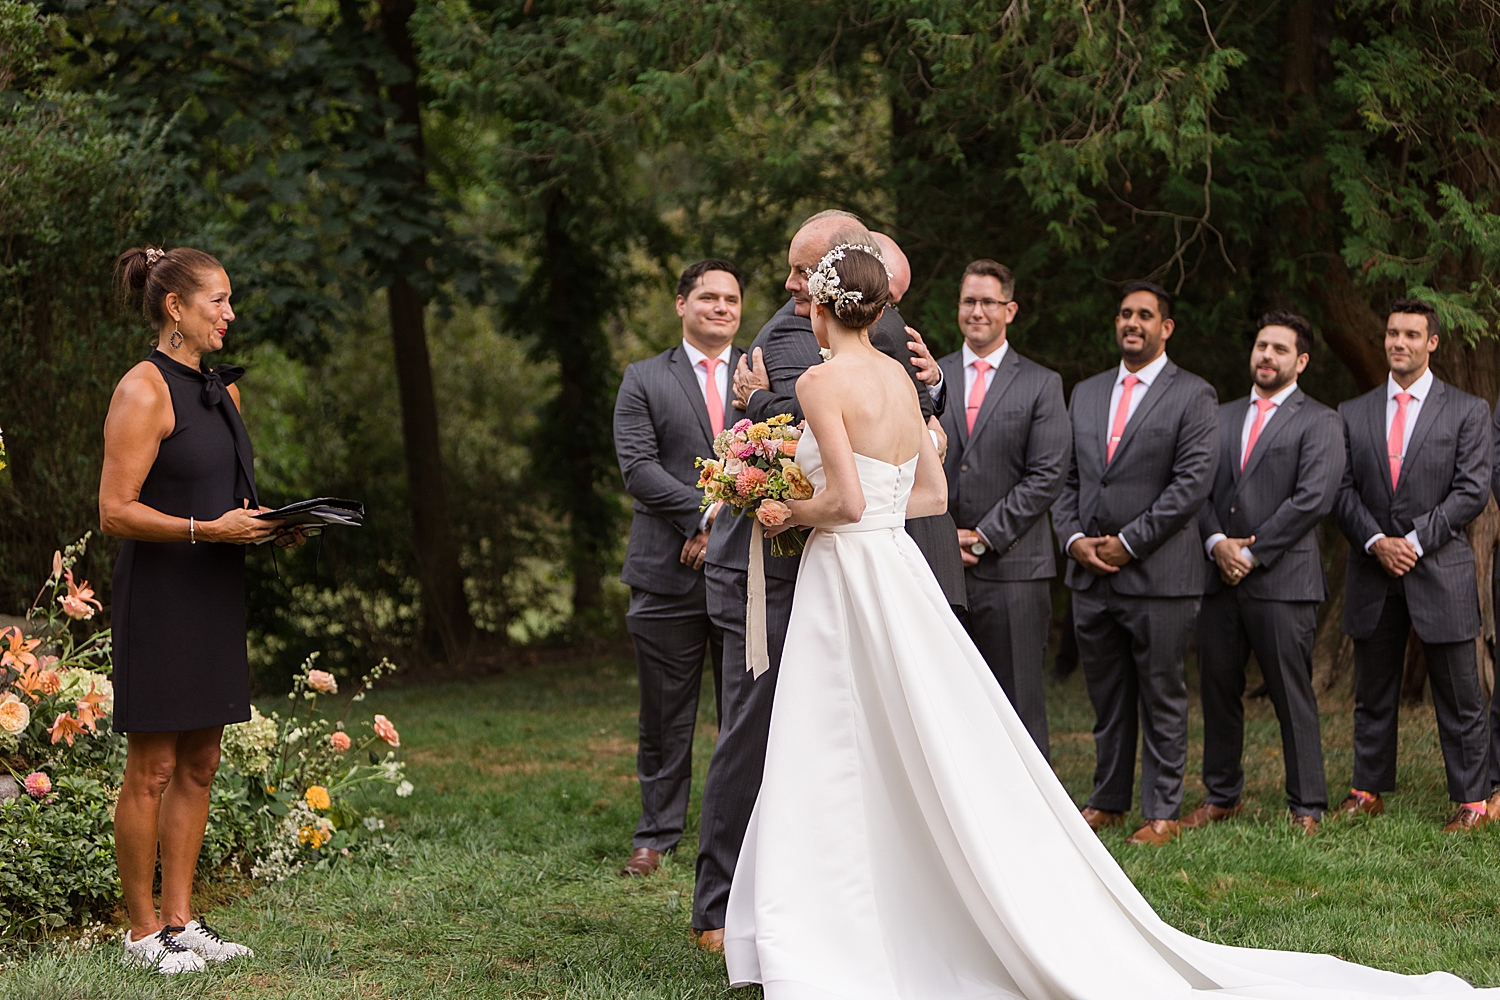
[723,243,1493,1000]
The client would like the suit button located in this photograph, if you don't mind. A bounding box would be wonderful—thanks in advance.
[1229,506,1237,514]
[961,464,969,472]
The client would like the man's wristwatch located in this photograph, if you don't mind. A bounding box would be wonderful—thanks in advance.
[969,540,986,557]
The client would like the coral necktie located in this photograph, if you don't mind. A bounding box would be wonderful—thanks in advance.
[1241,398,1276,472]
[1107,375,1141,464]
[1388,391,1412,489]
[700,358,725,438]
[966,360,992,434]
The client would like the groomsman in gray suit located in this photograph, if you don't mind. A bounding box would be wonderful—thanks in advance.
[1053,281,1218,847]
[1189,312,1342,834]
[935,259,1070,758]
[1334,298,1493,831]
[613,259,744,878]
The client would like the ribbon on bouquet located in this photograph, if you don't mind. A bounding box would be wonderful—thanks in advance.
[746,518,770,679]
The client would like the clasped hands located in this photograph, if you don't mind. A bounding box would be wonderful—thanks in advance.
[1068,535,1134,576]
[680,503,722,570]
[1370,535,1419,578]
[1211,536,1257,586]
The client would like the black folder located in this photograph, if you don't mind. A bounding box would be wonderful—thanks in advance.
[253,497,365,528]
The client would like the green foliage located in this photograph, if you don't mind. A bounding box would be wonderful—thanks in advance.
[0,777,119,935]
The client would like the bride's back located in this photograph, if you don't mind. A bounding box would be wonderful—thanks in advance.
[818,347,925,466]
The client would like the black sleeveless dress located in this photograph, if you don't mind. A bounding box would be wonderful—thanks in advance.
[111,351,258,733]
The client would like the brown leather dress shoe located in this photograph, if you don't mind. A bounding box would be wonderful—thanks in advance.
[1179,801,1242,829]
[1486,790,1500,821]
[1125,819,1181,846]
[1334,791,1384,817]
[1290,813,1319,835]
[620,847,662,877]
[1080,807,1125,831]
[1442,804,1490,833]
[693,928,725,952]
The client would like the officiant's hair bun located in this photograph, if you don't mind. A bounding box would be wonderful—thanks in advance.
[829,247,890,329]
[115,246,224,328]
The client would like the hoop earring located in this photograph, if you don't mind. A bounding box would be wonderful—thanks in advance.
[169,326,183,350]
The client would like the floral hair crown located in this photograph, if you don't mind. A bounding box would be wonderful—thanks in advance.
[144,248,166,269]
[804,243,891,310]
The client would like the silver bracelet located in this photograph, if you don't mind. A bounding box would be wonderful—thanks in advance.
[189,516,196,544]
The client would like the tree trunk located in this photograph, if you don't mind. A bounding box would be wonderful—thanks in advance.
[377,0,477,663]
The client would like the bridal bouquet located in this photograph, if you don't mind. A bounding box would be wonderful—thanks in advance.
[697,414,814,557]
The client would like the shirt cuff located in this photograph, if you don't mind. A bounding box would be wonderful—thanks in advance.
[1065,532,1087,555]
[929,428,942,451]
[698,509,713,533]
[1364,533,1386,554]
[928,380,944,401]
[975,527,992,549]
[1204,532,1227,559]
[1404,529,1423,558]
[1118,534,1138,559]
[1242,546,1257,566]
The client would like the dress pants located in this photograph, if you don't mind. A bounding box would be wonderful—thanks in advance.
[1352,587,1488,803]
[625,580,723,853]
[693,562,796,931]
[962,575,1050,760]
[1072,577,1197,820]
[1197,589,1327,817]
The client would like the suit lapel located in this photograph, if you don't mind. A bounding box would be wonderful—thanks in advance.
[940,353,968,448]
[1111,362,1177,464]
[721,346,743,436]
[1224,398,1246,485]
[968,349,1020,448]
[1085,373,1111,473]
[1239,390,1304,484]
[1367,388,1394,498]
[1396,378,1446,497]
[669,346,714,443]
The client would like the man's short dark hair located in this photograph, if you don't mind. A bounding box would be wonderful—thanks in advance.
[1388,296,1441,340]
[962,259,1015,301]
[1255,309,1314,358]
[677,259,742,300]
[1117,280,1174,320]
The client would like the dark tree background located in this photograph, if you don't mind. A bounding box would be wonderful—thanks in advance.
[3,0,1497,688]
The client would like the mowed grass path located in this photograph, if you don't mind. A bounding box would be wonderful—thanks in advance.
[6,655,1500,998]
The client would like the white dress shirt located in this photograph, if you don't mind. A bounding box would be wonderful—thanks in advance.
[1364,366,1435,558]
[683,339,732,532]
[1203,380,1300,564]
[1066,352,1171,559]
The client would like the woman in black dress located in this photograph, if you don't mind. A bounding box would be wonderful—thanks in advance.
[100,246,296,972]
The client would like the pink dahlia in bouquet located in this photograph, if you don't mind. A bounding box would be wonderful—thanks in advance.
[697,414,815,557]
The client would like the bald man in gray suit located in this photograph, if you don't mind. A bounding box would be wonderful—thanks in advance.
[1190,312,1343,834]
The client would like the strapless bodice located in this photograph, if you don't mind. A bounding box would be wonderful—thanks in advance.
[796,424,916,532]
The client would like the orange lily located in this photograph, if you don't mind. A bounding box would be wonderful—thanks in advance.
[0,627,39,672]
[75,688,107,733]
[58,570,103,621]
[48,712,86,746]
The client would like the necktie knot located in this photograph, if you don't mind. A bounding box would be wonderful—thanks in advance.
[1123,374,1140,390]
[1255,398,1275,414]
[972,360,991,376]
[1395,391,1412,407]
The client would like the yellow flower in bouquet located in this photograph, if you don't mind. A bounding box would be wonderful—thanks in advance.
[304,785,331,810]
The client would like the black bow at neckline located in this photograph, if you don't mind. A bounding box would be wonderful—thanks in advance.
[200,364,245,407]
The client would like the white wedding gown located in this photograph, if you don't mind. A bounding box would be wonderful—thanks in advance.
[724,424,1491,1000]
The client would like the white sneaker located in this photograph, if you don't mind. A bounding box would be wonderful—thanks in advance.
[176,918,254,962]
[122,927,206,974]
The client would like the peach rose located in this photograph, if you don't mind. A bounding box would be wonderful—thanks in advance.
[307,669,338,695]
[756,500,792,527]
[373,714,400,747]
[0,696,30,736]
[304,785,331,810]
[35,670,61,697]
[329,731,352,752]
[780,439,797,457]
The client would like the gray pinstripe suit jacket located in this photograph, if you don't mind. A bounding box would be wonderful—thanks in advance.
[937,346,1070,580]
[615,343,744,597]
[1198,389,1344,601]
[1335,377,1491,642]
[1053,359,1219,596]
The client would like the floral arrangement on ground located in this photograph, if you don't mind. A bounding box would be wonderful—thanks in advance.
[0,536,411,936]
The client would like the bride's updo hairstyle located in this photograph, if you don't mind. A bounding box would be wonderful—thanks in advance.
[115,246,224,329]
[807,244,892,330]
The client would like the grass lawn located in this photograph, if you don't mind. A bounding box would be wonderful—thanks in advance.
[5,653,1500,998]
